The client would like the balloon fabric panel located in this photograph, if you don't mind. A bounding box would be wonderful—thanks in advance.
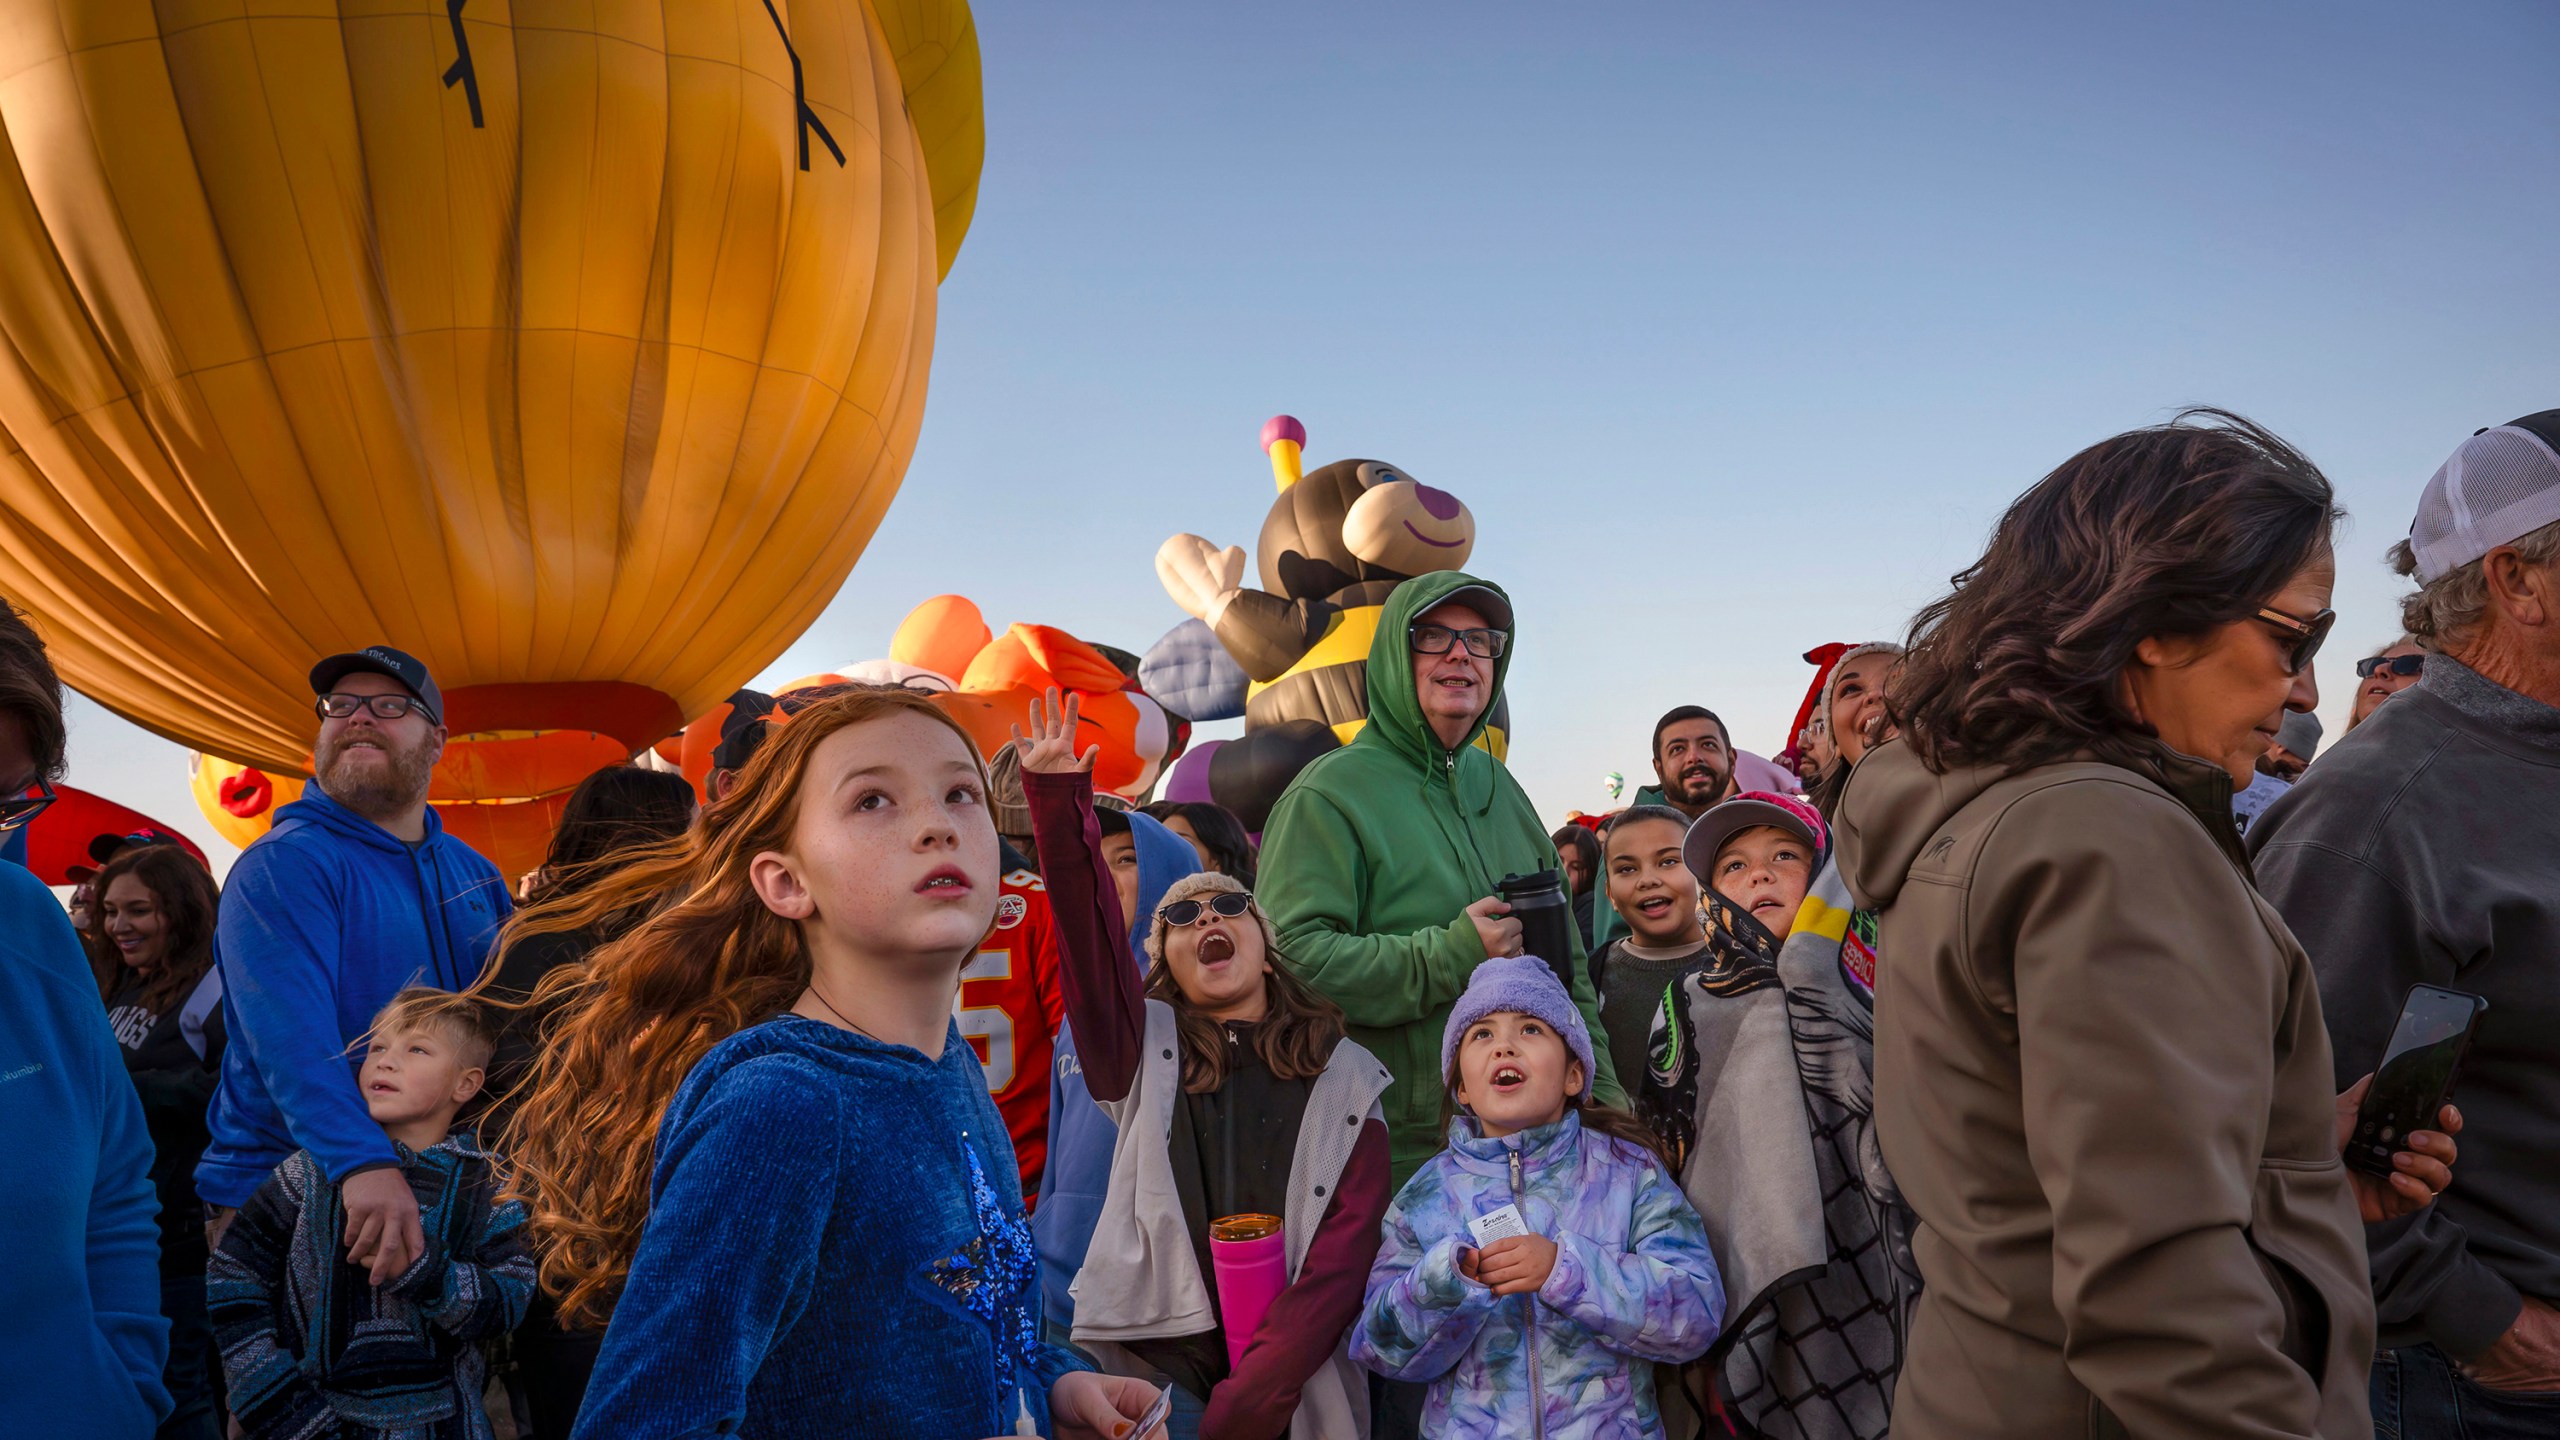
[0,0,977,814]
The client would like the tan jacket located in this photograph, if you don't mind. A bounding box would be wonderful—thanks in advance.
[1837,739,2374,1440]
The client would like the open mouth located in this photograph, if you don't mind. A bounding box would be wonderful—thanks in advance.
[1489,1064,1526,1091]
[1637,895,1675,919]
[1750,897,1786,916]
[917,865,973,895]
[367,1081,396,1095]
[1198,930,1235,965]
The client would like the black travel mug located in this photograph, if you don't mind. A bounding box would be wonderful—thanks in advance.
[1495,870,1577,994]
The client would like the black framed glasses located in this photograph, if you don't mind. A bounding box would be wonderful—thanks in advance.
[2355,654,2425,680]
[316,692,427,721]
[1408,623,1508,660]
[2254,605,2335,675]
[1157,891,1253,928]
[0,777,56,833]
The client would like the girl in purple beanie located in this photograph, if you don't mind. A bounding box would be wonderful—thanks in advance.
[1350,955,1724,1439]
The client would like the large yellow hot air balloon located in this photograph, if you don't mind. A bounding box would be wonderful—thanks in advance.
[0,0,983,871]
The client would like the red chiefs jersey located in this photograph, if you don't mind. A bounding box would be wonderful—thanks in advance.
[956,868,1065,1204]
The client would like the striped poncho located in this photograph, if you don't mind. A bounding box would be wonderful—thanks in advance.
[209,1132,534,1440]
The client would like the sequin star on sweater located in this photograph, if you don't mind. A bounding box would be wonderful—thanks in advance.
[208,1132,534,1440]
[570,1015,1090,1439]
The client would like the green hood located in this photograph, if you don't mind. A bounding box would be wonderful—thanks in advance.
[1257,569,1621,1185]
[1363,570,1513,774]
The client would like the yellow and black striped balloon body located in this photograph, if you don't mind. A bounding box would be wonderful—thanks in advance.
[1243,461,1507,759]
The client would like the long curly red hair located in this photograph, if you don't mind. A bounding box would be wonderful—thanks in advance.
[492,686,986,1329]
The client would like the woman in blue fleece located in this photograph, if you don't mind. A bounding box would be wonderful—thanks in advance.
[0,601,169,1438]
[501,687,1160,1439]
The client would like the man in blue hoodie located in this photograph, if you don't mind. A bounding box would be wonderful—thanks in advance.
[198,646,510,1290]
[0,599,170,1438]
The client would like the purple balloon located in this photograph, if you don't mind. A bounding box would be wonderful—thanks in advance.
[1164,739,1226,804]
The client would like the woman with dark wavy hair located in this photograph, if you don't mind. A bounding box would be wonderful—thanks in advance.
[1144,799,1259,887]
[1838,411,2459,1440]
[473,763,695,1439]
[93,843,227,1440]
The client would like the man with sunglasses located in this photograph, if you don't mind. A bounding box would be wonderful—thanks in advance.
[2254,411,2560,1436]
[1258,571,1621,1194]
[197,646,509,1296]
[0,599,174,1435]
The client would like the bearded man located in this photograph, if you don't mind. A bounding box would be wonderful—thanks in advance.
[1635,705,1738,821]
[197,647,509,1283]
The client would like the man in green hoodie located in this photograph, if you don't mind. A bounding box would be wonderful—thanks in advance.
[1257,571,1621,1185]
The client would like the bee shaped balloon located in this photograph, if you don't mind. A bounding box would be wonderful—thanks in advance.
[1154,416,1493,828]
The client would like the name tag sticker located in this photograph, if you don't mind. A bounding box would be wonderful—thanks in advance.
[1468,1202,1528,1246]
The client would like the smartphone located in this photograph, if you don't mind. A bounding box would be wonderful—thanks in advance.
[2345,984,2486,1179]
[1128,1384,1173,1439]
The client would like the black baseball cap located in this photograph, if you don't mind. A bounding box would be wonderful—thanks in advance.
[710,690,780,773]
[309,645,443,724]
[65,828,180,882]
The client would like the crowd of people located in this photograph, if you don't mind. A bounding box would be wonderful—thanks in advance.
[3,405,2556,1440]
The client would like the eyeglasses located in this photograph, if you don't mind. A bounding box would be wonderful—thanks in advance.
[1157,891,1253,928]
[2354,654,2424,680]
[0,777,55,833]
[316,692,428,721]
[1409,623,1508,660]
[2253,605,2335,675]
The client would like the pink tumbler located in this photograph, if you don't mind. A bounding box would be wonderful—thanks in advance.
[1208,1213,1287,1369]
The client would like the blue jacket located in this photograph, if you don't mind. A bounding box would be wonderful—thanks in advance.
[198,787,510,1206]
[1032,809,1198,1330]
[576,1016,1089,1438]
[0,858,170,1437]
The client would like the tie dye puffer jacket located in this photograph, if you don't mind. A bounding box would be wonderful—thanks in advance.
[1351,1110,1725,1439]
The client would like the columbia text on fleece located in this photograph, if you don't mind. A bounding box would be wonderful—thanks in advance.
[1352,1112,1724,1440]
[198,787,509,1206]
[1259,571,1622,1185]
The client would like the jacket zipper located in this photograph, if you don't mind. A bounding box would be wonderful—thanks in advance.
[1509,1146,1545,1440]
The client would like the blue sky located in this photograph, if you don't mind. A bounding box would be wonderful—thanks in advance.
[62,0,2560,869]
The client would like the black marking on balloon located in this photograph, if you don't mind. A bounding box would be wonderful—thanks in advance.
[759,0,844,171]
[442,0,484,127]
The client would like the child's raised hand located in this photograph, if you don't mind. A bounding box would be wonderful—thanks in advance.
[1475,1233,1558,1297]
[1010,688,1098,776]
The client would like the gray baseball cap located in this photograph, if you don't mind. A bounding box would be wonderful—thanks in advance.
[2407,410,2560,583]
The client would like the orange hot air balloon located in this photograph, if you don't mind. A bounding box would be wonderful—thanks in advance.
[788,596,1187,801]
[0,0,985,876]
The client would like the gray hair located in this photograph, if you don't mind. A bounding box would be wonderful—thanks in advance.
[2388,517,2560,649]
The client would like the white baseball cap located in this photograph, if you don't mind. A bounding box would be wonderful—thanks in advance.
[2407,411,2560,584]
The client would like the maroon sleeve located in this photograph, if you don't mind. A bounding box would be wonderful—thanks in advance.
[1022,768,1146,1104]
[1200,1118,1394,1440]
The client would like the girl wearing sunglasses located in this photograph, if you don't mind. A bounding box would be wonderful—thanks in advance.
[1016,691,1392,1440]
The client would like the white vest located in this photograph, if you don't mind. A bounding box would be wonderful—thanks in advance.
[1071,1000,1389,1440]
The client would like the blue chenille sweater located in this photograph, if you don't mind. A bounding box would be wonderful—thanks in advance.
[573,1015,1091,1439]
[198,787,510,1207]
[0,858,171,1437]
